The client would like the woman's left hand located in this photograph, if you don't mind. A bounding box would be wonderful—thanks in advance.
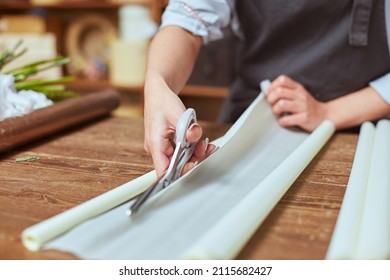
[266,75,329,132]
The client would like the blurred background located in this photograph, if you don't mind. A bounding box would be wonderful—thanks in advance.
[0,0,237,121]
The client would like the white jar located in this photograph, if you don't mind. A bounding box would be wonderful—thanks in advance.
[109,5,157,87]
[119,5,157,42]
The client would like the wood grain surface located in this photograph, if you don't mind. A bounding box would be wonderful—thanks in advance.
[0,115,357,259]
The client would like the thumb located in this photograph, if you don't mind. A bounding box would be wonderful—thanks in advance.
[186,123,202,143]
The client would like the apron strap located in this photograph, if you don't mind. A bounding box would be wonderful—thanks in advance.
[349,0,373,46]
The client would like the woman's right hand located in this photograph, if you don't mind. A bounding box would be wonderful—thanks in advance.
[144,77,216,178]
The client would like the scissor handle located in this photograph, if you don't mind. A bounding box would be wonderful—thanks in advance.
[175,108,197,148]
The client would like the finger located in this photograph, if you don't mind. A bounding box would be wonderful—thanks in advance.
[266,75,299,94]
[272,99,303,116]
[268,75,300,93]
[206,143,218,156]
[191,139,208,163]
[151,120,201,177]
[181,142,218,175]
[266,86,296,105]
[186,122,203,143]
[149,136,175,178]
[190,141,218,165]
[278,112,309,129]
[180,140,206,175]
[181,160,199,175]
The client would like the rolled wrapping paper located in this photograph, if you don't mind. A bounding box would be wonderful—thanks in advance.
[22,170,156,251]
[0,89,120,154]
[355,119,390,259]
[22,86,270,254]
[325,122,375,260]
[183,120,335,260]
[20,90,226,252]
[22,80,335,258]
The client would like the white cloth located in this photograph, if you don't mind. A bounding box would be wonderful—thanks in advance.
[0,74,53,121]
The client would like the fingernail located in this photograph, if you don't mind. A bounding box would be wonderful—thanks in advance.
[186,161,198,172]
[204,138,209,152]
[189,123,198,131]
[182,161,198,176]
[260,80,271,95]
[210,146,219,155]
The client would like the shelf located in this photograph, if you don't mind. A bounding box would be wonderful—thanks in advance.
[0,0,165,29]
[180,85,228,98]
[0,0,225,101]
[0,0,153,10]
[67,79,228,98]
[67,79,142,92]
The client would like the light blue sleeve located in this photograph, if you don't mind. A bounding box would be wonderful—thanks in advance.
[369,1,390,105]
[369,74,390,104]
[160,0,235,44]
[386,0,390,54]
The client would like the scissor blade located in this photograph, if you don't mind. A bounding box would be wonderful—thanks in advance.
[126,179,164,217]
[127,108,198,218]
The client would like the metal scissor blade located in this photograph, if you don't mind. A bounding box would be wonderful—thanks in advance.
[126,178,166,217]
[171,143,197,180]
[126,108,198,218]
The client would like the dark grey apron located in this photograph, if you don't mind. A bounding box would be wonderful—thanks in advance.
[219,0,390,123]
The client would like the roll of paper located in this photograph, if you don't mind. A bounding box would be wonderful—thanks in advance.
[325,122,375,259]
[23,83,335,259]
[183,120,335,260]
[355,120,390,259]
[22,170,156,251]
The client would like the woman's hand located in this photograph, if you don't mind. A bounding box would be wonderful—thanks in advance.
[266,75,328,131]
[143,26,216,177]
[144,77,215,178]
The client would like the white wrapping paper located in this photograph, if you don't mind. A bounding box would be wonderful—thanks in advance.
[23,87,335,259]
[22,171,156,251]
[355,120,390,259]
[184,120,334,259]
[326,122,375,259]
[327,120,390,260]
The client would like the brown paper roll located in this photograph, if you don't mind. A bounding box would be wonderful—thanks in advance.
[0,89,121,154]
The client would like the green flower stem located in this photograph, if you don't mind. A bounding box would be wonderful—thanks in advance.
[14,76,74,90]
[5,57,71,81]
[41,90,79,102]
[1,41,77,102]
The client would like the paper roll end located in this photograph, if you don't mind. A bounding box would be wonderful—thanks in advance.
[21,230,41,252]
[182,248,221,260]
[321,120,336,131]
[325,250,353,260]
[260,80,271,94]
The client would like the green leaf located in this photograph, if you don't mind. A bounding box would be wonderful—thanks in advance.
[0,43,27,71]
[4,56,71,81]
[1,41,78,103]
[14,76,75,90]
[15,156,40,162]
[40,90,80,102]
[29,85,66,92]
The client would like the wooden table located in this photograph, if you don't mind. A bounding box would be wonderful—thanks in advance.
[0,115,358,260]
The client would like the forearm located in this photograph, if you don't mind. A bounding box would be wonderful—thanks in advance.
[145,26,202,95]
[325,86,390,130]
[143,26,205,176]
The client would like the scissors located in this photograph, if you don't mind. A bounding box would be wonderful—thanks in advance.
[126,108,198,217]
